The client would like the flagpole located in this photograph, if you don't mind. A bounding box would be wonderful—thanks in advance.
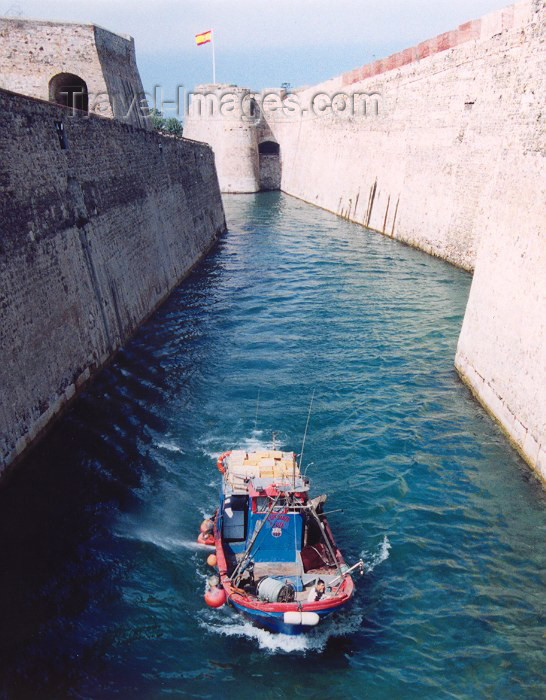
[212,30,216,84]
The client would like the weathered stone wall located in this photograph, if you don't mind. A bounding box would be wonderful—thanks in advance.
[0,88,226,477]
[455,122,546,482]
[184,85,259,192]
[259,154,281,191]
[264,0,546,482]
[185,0,546,482]
[93,25,148,128]
[268,0,543,272]
[0,18,148,127]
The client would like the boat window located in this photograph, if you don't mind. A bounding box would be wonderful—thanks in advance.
[222,495,248,542]
[255,496,269,513]
[255,496,289,513]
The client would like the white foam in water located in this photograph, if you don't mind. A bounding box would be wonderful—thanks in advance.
[197,434,224,460]
[198,430,278,462]
[156,441,184,454]
[240,430,273,453]
[214,619,312,653]
[199,606,364,654]
[115,527,211,553]
[198,505,214,519]
[361,534,391,573]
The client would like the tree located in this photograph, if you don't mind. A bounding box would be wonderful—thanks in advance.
[164,117,183,135]
[148,108,183,136]
[149,107,166,130]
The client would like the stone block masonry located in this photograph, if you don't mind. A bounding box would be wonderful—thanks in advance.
[455,127,546,482]
[0,88,226,478]
[184,85,260,193]
[266,0,545,483]
[0,18,149,128]
[270,0,544,273]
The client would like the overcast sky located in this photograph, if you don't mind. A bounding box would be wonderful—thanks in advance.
[5,1,511,105]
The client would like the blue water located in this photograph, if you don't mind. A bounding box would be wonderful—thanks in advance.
[0,192,544,700]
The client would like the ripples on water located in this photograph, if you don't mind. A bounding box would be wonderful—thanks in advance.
[0,193,544,699]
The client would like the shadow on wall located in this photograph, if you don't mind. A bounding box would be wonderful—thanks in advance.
[259,140,280,191]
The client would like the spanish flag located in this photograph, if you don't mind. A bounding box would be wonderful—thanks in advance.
[195,30,212,46]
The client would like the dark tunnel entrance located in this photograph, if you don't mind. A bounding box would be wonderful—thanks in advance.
[49,73,89,113]
[258,140,281,191]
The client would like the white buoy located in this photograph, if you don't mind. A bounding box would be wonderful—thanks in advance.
[283,611,320,626]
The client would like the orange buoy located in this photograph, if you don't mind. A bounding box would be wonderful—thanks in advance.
[204,587,226,608]
[204,575,226,608]
[197,532,215,547]
[217,451,231,474]
[207,553,217,567]
[200,519,214,533]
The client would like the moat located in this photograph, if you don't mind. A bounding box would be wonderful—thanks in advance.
[0,193,544,700]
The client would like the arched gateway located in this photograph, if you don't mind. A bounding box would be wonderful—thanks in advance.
[49,73,89,113]
[258,140,280,191]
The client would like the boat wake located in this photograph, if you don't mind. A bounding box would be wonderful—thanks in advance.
[155,440,184,454]
[198,430,282,462]
[199,538,390,654]
[114,527,211,553]
[199,535,392,654]
[199,606,364,654]
[361,534,391,573]
[239,430,287,454]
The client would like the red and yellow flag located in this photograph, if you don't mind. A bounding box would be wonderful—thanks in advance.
[195,30,212,46]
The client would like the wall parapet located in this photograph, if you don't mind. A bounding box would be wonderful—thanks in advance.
[341,0,537,86]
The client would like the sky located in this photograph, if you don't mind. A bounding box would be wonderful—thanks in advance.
[5,0,511,113]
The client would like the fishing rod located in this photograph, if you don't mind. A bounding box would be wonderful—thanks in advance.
[298,389,316,473]
[254,389,261,432]
[234,543,261,584]
[330,559,365,594]
[303,462,314,477]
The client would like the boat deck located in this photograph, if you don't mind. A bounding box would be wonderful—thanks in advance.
[233,554,337,579]
[233,557,340,601]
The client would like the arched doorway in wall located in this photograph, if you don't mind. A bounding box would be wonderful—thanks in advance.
[258,140,281,191]
[49,73,89,113]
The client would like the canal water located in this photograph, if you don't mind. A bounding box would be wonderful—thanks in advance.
[0,192,544,700]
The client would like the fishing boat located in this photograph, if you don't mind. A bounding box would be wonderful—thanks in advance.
[199,449,363,635]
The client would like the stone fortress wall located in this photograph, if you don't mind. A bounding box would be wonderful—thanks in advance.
[184,86,284,193]
[272,0,546,482]
[268,0,543,272]
[186,0,546,482]
[185,85,260,192]
[454,137,545,481]
[0,17,148,128]
[0,22,226,478]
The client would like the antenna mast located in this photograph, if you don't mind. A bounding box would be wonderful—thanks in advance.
[299,389,315,472]
[254,389,260,432]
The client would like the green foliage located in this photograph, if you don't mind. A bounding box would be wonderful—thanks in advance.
[148,109,183,136]
[164,117,183,135]
[149,108,165,130]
